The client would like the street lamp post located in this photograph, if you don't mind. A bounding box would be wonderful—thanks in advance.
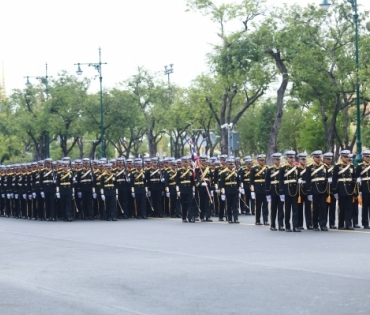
[24,63,52,158]
[164,64,174,156]
[75,47,107,158]
[320,0,362,164]
[221,123,233,156]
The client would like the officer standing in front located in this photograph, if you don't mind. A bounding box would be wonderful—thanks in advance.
[332,150,355,230]
[279,151,301,232]
[355,150,370,229]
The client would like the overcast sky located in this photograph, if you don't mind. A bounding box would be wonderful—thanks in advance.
[1,0,369,95]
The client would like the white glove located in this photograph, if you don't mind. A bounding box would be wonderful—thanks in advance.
[56,192,60,198]
[116,195,118,200]
[210,190,214,197]
[10,193,14,199]
[166,192,170,198]
[147,191,151,197]
[177,191,181,198]
[280,195,285,202]
[15,194,19,199]
[328,177,332,184]
[334,193,339,200]
[298,178,303,185]
[240,188,245,195]
[215,189,220,194]
[160,177,165,182]
[266,195,271,203]
[251,192,256,199]
[238,193,241,198]
[77,192,82,198]
[40,192,45,198]
[357,178,362,184]
[131,193,135,198]
[359,192,362,198]
[93,193,97,199]
[221,194,226,201]
[192,192,195,197]
[308,195,313,202]
[6,194,10,199]
[1,194,4,198]
[101,195,106,201]
[23,194,27,199]
[127,178,131,183]
[201,182,208,186]
[32,192,36,199]
[28,195,32,200]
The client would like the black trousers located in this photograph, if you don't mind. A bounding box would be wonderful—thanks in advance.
[181,193,193,220]
[45,192,55,219]
[270,195,284,228]
[352,200,359,226]
[151,190,163,216]
[362,193,370,227]
[199,190,211,219]
[117,189,129,217]
[255,194,268,223]
[168,194,178,217]
[105,194,117,219]
[326,194,336,226]
[284,195,299,230]
[338,195,353,228]
[82,190,93,218]
[226,193,238,221]
[312,194,327,228]
[219,197,226,219]
[298,195,312,228]
[135,193,146,218]
[60,193,72,219]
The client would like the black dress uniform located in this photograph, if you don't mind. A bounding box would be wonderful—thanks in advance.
[297,154,312,229]
[115,158,130,219]
[100,165,117,221]
[78,159,94,220]
[145,160,163,218]
[176,157,196,222]
[355,150,370,229]
[306,151,328,231]
[250,155,268,225]
[56,163,73,221]
[332,150,355,230]
[323,153,336,229]
[265,153,284,230]
[219,158,241,223]
[239,157,254,215]
[40,159,56,220]
[196,157,213,222]
[214,155,228,220]
[279,151,301,232]
[130,159,147,219]
[165,163,180,218]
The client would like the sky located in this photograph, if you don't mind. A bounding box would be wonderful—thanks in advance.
[1,0,369,95]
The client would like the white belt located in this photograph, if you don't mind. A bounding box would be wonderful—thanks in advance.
[284,179,296,184]
[338,178,352,182]
[311,177,325,182]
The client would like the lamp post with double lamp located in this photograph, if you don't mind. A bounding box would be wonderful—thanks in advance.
[164,64,174,156]
[221,123,234,156]
[24,63,52,158]
[75,48,107,158]
[320,0,362,164]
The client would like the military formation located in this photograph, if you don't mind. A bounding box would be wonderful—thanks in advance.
[0,149,369,231]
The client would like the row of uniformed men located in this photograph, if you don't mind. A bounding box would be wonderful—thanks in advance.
[242,149,370,232]
[0,155,247,223]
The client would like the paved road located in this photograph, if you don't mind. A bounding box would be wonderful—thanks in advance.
[0,215,369,315]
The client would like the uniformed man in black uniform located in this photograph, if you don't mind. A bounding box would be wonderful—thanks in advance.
[332,150,355,230]
[115,158,129,219]
[279,151,301,232]
[40,158,56,221]
[349,154,360,228]
[78,158,95,220]
[146,157,163,218]
[239,156,254,215]
[356,150,370,229]
[100,163,118,221]
[214,155,228,221]
[265,153,284,231]
[165,160,180,218]
[306,150,328,231]
[323,152,336,229]
[131,158,147,219]
[196,155,213,222]
[177,156,196,223]
[56,161,73,221]
[250,154,268,225]
[220,157,241,224]
[297,152,312,230]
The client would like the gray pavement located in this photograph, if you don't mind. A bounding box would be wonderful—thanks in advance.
[0,214,369,315]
